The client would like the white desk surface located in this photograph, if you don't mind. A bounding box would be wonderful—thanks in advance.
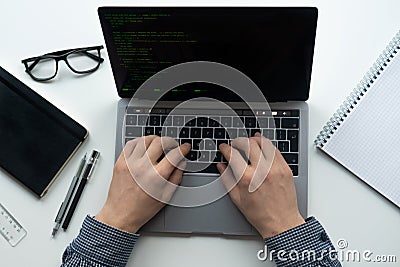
[1,0,399,266]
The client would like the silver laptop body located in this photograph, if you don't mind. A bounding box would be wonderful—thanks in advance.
[99,6,317,236]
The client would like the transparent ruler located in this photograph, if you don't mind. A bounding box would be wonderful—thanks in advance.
[0,203,27,247]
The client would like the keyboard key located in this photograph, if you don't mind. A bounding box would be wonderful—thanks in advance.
[161,115,173,126]
[221,117,232,127]
[271,141,277,147]
[245,117,256,128]
[214,151,223,162]
[193,139,202,150]
[185,116,196,126]
[214,128,226,139]
[138,115,148,126]
[166,127,178,138]
[126,126,143,137]
[186,151,199,161]
[276,129,286,140]
[144,127,154,135]
[179,127,190,138]
[262,129,275,140]
[238,128,248,137]
[226,128,238,139]
[257,117,268,128]
[199,151,210,162]
[281,118,299,128]
[274,118,281,128]
[173,116,184,126]
[209,117,220,127]
[190,128,201,138]
[204,139,217,150]
[288,130,299,152]
[233,117,243,127]
[202,128,214,138]
[149,115,160,126]
[196,117,208,127]
[278,141,289,152]
[289,165,298,176]
[155,127,162,136]
[209,151,217,161]
[282,153,298,164]
[126,115,137,125]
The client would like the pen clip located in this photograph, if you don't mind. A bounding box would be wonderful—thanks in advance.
[87,150,100,180]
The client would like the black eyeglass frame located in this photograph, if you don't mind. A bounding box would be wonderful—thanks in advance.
[21,45,104,81]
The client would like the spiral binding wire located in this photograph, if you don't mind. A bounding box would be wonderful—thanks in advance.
[315,30,400,147]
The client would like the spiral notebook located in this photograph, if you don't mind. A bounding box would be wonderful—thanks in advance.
[315,30,400,208]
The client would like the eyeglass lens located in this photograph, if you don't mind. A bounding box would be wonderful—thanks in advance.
[66,49,101,72]
[30,58,57,80]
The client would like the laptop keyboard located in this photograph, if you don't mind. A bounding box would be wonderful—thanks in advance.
[124,108,300,176]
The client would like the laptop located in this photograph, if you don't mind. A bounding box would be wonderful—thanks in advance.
[98,7,318,236]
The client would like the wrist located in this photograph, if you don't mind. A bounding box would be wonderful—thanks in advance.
[259,213,305,238]
[95,207,140,234]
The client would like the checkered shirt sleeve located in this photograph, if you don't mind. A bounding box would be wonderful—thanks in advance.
[61,215,140,267]
[264,217,342,267]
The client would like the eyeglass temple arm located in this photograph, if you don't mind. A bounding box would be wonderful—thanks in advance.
[82,51,104,62]
[27,58,42,72]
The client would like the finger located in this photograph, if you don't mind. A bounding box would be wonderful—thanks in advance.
[231,137,265,166]
[219,143,247,178]
[157,143,191,178]
[217,163,240,205]
[251,135,291,176]
[250,134,277,162]
[168,161,186,185]
[116,139,137,164]
[145,136,179,163]
[123,139,138,158]
[130,135,157,159]
[161,161,187,203]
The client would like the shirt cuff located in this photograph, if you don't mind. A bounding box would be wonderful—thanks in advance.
[70,215,140,267]
[264,217,341,267]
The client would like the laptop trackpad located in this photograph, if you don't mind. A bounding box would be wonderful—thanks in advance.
[164,175,253,235]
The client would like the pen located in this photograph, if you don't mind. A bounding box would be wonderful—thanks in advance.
[52,154,87,237]
[61,150,100,231]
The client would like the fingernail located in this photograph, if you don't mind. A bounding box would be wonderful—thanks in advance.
[182,143,191,148]
[254,132,261,137]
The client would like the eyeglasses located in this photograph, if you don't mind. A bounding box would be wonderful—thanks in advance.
[21,45,104,81]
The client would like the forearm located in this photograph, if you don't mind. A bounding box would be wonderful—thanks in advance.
[264,217,341,267]
[61,216,140,267]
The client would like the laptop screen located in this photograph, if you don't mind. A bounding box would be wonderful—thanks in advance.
[98,7,317,102]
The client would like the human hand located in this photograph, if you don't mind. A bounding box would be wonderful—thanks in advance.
[217,132,305,238]
[96,135,190,233]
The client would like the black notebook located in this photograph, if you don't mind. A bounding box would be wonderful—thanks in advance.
[315,30,400,208]
[0,66,88,197]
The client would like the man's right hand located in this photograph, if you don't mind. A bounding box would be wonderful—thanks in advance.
[217,132,305,238]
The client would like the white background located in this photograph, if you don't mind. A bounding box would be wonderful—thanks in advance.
[0,0,399,266]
